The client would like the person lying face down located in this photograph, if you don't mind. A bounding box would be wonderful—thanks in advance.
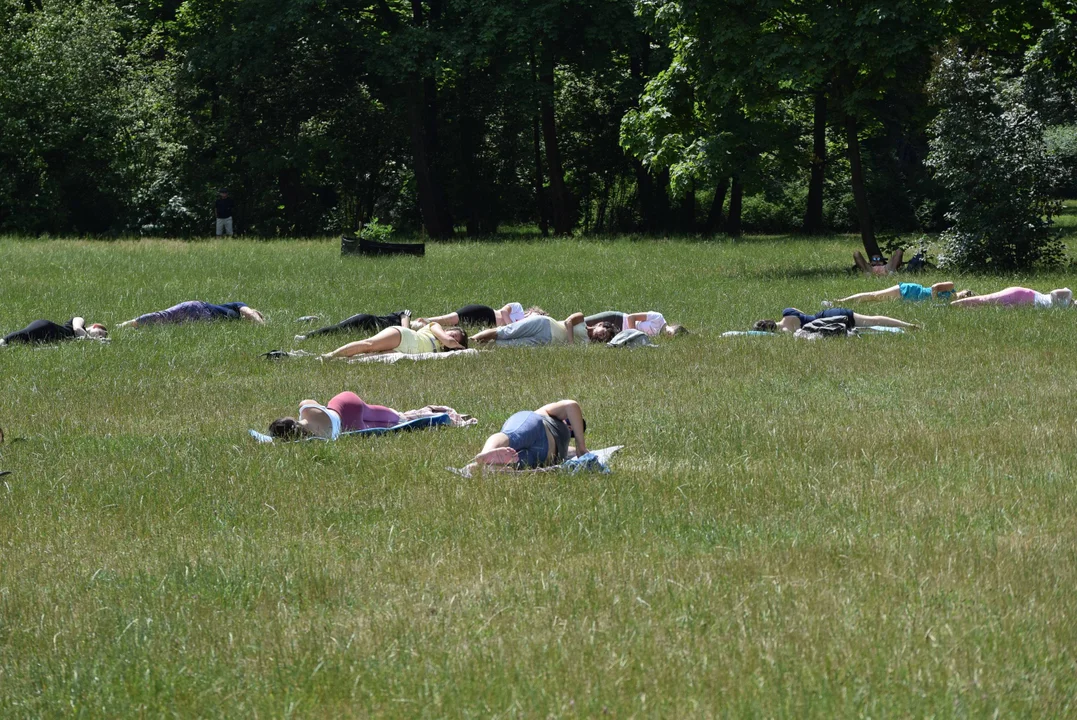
[469,313,616,346]
[826,282,974,305]
[466,399,588,473]
[585,311,687,337]
[1,316,107,346]
[752,307,920,333]
[268,392,402,440]
[412,303,547,329]
[320,322,467,359]
[949,287,1072,309]
[117,301,264,328]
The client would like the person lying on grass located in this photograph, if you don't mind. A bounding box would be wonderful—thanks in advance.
[295,310,411,342]
[466,399,587,473]
[470,314,616,347]
[825,281,974,306]
[950,286,1072,309]
[320,322,467,360]
[117,301,264,328]
[753,307,920,333]
[1,316,107,346]
[585,310,687,337]
[411,303,547,329]
[268,392,403,440]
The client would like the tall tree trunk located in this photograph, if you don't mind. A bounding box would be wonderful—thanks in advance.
[705,177,729,233]
[539,43,573,235]
[406,0,452,238]
[678,185,696,233]
[532,111,549,237]
[727,174,743,236]
[803,91,827,234]
[844,115,881,257]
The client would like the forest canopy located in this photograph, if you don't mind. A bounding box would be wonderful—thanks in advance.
[0,0,1074,257]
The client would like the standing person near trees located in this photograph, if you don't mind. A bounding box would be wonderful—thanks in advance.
[215,188,234,236]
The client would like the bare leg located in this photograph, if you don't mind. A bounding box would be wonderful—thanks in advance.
[852,313,920,329]
[324,327,402,358]
[831,285,903,303]
[931,281,955,295]
[853,251,873,274]
[415,311,460,328]
[884,248,904,273]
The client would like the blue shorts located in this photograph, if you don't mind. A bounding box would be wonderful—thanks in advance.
[500,411,549,468]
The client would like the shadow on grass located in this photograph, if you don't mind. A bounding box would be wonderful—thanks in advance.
[749,264,857,281]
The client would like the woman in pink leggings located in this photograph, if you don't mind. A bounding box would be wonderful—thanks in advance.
[267,392,401,440]
[951,287,1072,309]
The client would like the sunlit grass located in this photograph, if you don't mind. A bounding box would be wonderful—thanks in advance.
[2,235,1076,716]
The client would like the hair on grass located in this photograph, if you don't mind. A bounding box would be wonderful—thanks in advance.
[753,319,778,332]
[667,324,688,336]
[445,327,468,349]
[268,417,311,441]
[526,306,548,317]
[593,321,617,343]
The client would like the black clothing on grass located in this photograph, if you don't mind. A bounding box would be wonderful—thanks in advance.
[3,319,76,345]
[304,311,408,338]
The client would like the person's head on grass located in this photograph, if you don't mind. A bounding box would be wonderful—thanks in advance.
[752,319,778,332]
[86,323,108,339]
[664,324,688,337]
[443,327,468,350]
[240,306,265,324]
[587,321,617,343]
[268,417,311,441]
[1051,288,1072,307]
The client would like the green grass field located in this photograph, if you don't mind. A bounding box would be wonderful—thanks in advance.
[2,230,1077,716]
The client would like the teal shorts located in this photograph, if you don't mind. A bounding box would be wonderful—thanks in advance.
[899,283,933,302]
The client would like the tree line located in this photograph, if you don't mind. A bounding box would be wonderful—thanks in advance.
[0,0,1074,261]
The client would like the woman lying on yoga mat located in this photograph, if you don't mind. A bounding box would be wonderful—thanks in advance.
[950,286,1072,309]
[467,399,588,471]
[826,281,974,305]
[1,316,107,345]
[117,301,264,328]
[753,307,919,333]
[295,310,410,342]
[321,322,467,359]
[470,314,616,346]
[585,311,686,337]
[269,392,401,440]
[412,303,546,329]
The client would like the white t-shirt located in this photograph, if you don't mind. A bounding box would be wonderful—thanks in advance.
[506,302,526,323]
[1033,292,1053,309]
[629,311,667,336]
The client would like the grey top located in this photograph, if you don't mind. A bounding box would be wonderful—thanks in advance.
[539,414,571,464]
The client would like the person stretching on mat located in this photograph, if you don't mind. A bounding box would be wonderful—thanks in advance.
[466,399,588,472]
[585,310,687,337]
[950,286,1072,309]
[268,392,402,440]
[1,316,107,346]
[295,310,410,342]
[752,307,919,333]
[117,300,264,328]
[470,314,616,346]
[412,303,546,329]
[825,282,974,305]
[321,322,467,360]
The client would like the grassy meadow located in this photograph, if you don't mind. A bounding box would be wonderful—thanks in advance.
[2,221,1077,716]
